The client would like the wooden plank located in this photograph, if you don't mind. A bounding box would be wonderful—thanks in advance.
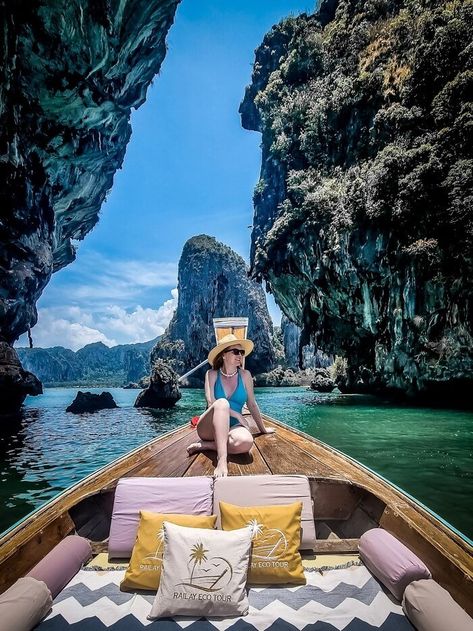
[0,512,75,593]
[262,422,345,478]
[310,480,365,520]
[229,445,272,475]
[126,430,201,478]
[184,451,216,477]
[123,427,197,477]
[314,539,360,554]
[184,443,271,477]
[255,430,341,477]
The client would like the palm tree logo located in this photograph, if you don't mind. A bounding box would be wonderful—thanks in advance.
[144,526,166,562]
[190,542,209,583]
[177,541,233,592]
[246,518,287,560]
[247,518,263,539]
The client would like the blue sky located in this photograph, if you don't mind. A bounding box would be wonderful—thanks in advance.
[18,0,314,350]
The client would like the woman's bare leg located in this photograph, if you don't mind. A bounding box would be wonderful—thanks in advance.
[187,426,253,456]
[187,439,217,455]
[227,426,253,454]
[187,399,230,476]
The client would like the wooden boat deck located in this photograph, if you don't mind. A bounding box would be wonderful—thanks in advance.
[1,413,472,614]
[123,416,344,479]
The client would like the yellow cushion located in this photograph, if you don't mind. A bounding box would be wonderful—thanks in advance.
[120,511,217,591]
[219,501,306,585]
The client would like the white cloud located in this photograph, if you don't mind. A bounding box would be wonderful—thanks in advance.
[16,312,118,351]
[99,289,178,342]
[43,252,178,309]
[16,289,178,351]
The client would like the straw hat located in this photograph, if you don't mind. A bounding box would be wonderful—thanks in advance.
[207,334,254,366]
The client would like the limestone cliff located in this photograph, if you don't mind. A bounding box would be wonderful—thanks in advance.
[0,0,179,409]
[151,235,275,382]
[240,0,473,402]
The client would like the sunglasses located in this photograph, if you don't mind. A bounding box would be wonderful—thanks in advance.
[225,348,245,356]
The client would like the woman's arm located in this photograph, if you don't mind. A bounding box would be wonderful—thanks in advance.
[204,370,217,407]
[241,370,275,434]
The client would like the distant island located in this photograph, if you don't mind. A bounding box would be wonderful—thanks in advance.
[16,338,158,387]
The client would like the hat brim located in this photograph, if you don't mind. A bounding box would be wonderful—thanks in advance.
[208,339,254,365]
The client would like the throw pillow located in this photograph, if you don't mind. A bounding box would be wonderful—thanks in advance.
[121,511,217,591]
[219,500,306,585]
[149,521,252,619]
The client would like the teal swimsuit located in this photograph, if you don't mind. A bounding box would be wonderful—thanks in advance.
[214,370,247,428]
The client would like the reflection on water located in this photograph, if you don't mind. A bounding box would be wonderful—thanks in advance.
[0,387,472,540]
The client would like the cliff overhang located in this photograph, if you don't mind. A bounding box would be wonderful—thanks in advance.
[0,0,180,411]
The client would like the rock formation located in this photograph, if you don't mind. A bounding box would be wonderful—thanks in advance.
[135,359,181,408]
[16,338,157,386]
[0,0,179,410]
[66,391,118,414]
[310,369,335,393]
[240,0,473,403]
[151,235,275,383]
[254,367,315,387]
[0,343,42,413]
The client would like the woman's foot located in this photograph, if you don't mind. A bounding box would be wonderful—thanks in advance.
[187,442,202,456]
[213,458,228,478]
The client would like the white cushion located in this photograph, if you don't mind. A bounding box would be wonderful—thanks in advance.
[149,522,252,619]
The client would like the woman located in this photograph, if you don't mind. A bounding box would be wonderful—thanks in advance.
[187,333,275,477]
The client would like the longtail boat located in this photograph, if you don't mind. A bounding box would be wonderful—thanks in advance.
[0,319,472,629]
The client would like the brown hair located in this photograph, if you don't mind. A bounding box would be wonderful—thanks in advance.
[212,351,225,370]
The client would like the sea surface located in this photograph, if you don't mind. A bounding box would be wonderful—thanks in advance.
[1,387,472,540]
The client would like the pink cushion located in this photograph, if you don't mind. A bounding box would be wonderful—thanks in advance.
[213,474,316,550]
[403,579,473,631]
[0,577,52,631]
[26,535,92,598]
[359,528,431,600]
[108,476,214,558]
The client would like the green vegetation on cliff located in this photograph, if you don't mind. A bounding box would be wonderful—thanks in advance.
[241,0,473,400]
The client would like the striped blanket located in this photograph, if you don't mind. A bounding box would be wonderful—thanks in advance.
[36,565,414,630]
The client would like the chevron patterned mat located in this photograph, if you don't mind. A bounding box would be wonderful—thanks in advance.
[36,565,414,630]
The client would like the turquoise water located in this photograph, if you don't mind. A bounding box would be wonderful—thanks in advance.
[1,387,472,539]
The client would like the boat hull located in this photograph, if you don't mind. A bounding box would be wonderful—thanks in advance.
[0,416,472,614]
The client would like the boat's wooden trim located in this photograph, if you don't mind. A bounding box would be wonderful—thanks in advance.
[261,415,473,614]
[0,412,471,614]
[0,423,197,592]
